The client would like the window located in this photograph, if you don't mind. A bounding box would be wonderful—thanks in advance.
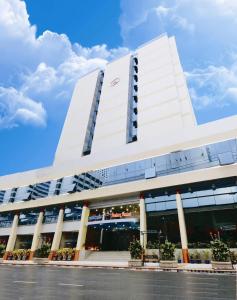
[127,55,138,143]
[82,70,104,156]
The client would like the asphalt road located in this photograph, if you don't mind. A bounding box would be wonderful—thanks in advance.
[0,265,235,300]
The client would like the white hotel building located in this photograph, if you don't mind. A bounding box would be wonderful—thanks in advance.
[0,35,237,263]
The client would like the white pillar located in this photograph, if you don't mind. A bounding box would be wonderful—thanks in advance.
[4,213,19,259]
[176,191,189,263]
[99,209,105,245]
[74,203,90,260]
[29,211,44,260]
[140,195,147,249]
[48,208,64,260]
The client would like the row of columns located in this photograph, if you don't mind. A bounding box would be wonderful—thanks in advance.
[3,203,90,261]
[140,191,189,263]
[3,191,189,263]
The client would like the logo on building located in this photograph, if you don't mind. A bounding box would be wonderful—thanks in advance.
[110,77,120,87]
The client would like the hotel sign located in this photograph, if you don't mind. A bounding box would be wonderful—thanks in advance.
[110,77,120,87]
[111,212,132,218]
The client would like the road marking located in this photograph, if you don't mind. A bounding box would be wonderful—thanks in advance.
[14,281,36,284]
[98,272,121,275]
[58,283,84,287]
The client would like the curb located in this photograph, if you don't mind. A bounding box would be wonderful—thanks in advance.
[0,262,236,274]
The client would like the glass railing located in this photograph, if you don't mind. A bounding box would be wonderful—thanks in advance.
[0,220,12,228]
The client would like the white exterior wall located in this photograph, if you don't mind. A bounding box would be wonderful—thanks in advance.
[91,54,131,154]
[54,69,100,164]
[137,36,196,143]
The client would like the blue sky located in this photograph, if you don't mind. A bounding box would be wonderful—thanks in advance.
[0,0,237,176]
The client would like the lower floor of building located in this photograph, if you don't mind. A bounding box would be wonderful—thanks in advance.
[0,177,237,262]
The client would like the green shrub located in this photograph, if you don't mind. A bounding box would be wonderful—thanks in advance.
[0,244,6,257]
[159,240,175,261]
[35,243,51,258]
[129,240,143,259]
[146,240,159,249]
[210,239,230,262]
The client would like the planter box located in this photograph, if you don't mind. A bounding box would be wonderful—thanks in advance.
[128,259,143,267]
[159,260,178,269]
[145,249,159,256]
[212,261,233,270]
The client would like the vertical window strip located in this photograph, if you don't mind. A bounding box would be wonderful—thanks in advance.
[127,55,138,143]
[82,70,104,156]
[0,191,5,203]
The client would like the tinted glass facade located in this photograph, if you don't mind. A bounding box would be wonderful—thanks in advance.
[145,177,237,247]
[0,138,236,205]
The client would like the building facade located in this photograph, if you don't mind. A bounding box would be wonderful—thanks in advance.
[0,35,237,263]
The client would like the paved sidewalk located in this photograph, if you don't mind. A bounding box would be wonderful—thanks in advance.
[1,259,237,273]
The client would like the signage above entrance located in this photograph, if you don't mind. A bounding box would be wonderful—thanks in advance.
[111,212,132,218]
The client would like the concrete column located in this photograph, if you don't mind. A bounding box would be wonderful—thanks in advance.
[74,203,90,260]
[48,208,64,260]
[29,211,44,260]
[99,208,105,245]
[176,191,189,263]
[140,194,147,249]
[3,213,19,260]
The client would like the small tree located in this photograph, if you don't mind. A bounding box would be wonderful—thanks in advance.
[160,240,176,261]
[129,240,143,259]
[35,242,51,258]
[210,239,230,262]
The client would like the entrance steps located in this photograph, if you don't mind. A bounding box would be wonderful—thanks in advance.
[80,251,130,262]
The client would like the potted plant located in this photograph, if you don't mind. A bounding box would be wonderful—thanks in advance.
[176,251,182,263]
[128,240,143,267]
[67,248,75,261]
[189,252,195,264]
[145,241,159,261]
[210,238,232,270]
[62,248,67,261]
[12,250,18,260]
[56,249,63,261]
[35,243,51,258]
[193,250,201,264]
[0,243,6,258]
[22,249,30,260]
[159,240,177,269]
[201,250,211,264]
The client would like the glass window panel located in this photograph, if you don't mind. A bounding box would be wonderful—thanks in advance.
[145,197,155,204]
[146,203,156,212]
[196,189,214,197]
[215,194,234,205]
[182,198,199,208]
[214,187,230,195]
[218,152,234,165]
[156,202,166,211]
[198,196,215,206]
[181,192,197,199]
[165,201,176,210]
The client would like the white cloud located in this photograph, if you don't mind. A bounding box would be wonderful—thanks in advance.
[0,87,46,128]
[0,0,129,129]
[155,4,195,32]
[186,62,237,109]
